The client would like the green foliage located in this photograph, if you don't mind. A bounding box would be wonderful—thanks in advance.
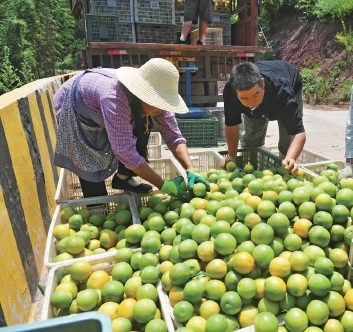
[0,47,23,94]
[300,66,333,104]
[295,0,317,20]
[335,21,353,52]
[313,0,353,22]
[340,80,353,102]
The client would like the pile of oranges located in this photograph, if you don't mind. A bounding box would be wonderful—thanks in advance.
[49,161,353,332]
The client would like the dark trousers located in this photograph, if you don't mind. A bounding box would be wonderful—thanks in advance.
[78,163,136,198]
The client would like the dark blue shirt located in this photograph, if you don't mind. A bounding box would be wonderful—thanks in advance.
[223,60,304,135]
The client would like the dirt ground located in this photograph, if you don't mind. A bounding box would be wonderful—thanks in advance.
[265,15,353,108]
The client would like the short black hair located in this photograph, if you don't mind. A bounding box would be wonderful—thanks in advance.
[229,62,262,91]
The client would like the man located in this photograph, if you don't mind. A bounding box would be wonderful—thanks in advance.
[175,0,213,45]
[221,60,306,174]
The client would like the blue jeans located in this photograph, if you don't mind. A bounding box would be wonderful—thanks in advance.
[345,85,353,159]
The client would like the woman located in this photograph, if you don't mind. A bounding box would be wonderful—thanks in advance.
[54,58,208,200]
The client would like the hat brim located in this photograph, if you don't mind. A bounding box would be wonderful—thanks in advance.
[116,67,188,114]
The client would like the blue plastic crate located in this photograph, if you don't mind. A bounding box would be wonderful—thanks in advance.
[0,312,112,332]
[177,106,205,119]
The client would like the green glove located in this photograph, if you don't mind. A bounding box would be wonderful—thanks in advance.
[187,169,210,191]
[161,176,187,200]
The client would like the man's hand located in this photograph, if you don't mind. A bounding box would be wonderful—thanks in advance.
[161,176,188,200]
[282,158,299,175]
[186,169,210,191]
[221,155,236,170]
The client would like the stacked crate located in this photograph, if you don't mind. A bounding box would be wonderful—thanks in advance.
[209,13,232,45]
[134,0,176,43]
[87,0,135,42]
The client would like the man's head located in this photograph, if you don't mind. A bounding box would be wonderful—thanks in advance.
[230,62,265,110]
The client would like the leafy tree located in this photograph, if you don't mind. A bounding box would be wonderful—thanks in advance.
[0,46,23,94]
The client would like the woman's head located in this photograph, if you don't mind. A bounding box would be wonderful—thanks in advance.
[116,58,188,114]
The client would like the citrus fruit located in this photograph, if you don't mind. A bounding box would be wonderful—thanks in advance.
[323,290,346,317]
[306,299,329,325]
[100,229,119,249]
[112,262,133,284]
[136,283,158,302]
[183,279,204,304]
[252,244,275,269]
[308,225,330,248]
[284,233,303,251]
[141,235,161,254]
[133,298,157,324]
[76,289,99,311]
[237,304,258,328]
[205,313,228,332]
[293,218,312,238]
[254,312,279,332]
[98,301,120,320]
[236,277,257,300]
[258,297,279,315]
[286,273,308,297]
[220,291,242,315]
[101,280,124,303]
[191,223,211,243]
[315,193,334,211]
[267,212,290,235]
[336,188,353,208]
[323,318,344,332]
[86,270,110,289]
[214,233,236,255]
[186,316,207,332]
[205,258,227,279]
[251,223,274,245]
[50,290,73,310]
[264,276,287,301]
[308,273,331,296]
[173,300,194,323]
[256,200,276,218]
[284,307,308,332]
[204,279,226,301]
[329,247,349,268]
[314,257,334,275]
[269,256,291,278]
[140,266,160,284]
[145,318,167,332]
[69,260,92,281]
[112,317,132,332]
[199,299,220,319]
[303,244,326,266]
[65,236,85,255]
[232,251,255,274]
[197,240,218,262]
[169,263,191,286]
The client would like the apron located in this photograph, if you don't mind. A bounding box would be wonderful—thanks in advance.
[54,69,152,182]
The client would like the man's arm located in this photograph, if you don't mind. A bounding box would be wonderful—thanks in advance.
[282,132,306,174]
[169,143,194,170]
[221,124,240,169]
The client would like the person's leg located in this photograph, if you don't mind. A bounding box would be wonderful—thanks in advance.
[278,90,304,157]
[177,0,199,42]
[241,114,269,149]
[79,177,108,198]
[197,0,213,44]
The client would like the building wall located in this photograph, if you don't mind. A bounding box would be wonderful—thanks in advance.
[0,74,73,326]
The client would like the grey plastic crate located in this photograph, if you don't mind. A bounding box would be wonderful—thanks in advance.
[86,14,119,42]
[134,0,175,24]
[90,0,134,22]
[136,23,176,43]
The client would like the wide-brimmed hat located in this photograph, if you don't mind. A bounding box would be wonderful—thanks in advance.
[116,58,188,114]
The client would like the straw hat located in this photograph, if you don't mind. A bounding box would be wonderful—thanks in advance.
[116,58,188,114]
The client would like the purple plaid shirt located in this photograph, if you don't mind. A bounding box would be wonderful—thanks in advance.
[54,70,186,170]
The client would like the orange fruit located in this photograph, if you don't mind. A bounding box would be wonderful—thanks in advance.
[306,299,329,326]
[133,298,157,324]
[145,319,167,332]
[308,225,330,248]
[205,313,228,332]
[136,283,158,302]
[186,315,207,331]
[314,257,334,275]
[267,212,290,235]
[76,289,99,312]
[336,188,353,208]
[323,290,346,317]
[286,273,308,297]
[258,298,279,315]
[303,244,326,266]
[65,236,85,255]
[284,308,308,332]
[50,290,73,310]
[284,233,303,251]
[293,187,311,205]
[169,285,184,307]
[246,195,263,211]
[101,280,125,303]
[251,223,274,245]
[256,200,276,219]
[183,279,204,304]
[298,201,317,220]
[232,251,255,274]
[205,258,228,279]
[98,301,120,320]
[173,300,194,323]
[278,201,297,219]
[86,270,110,289]
[293,218,312,238]
[237,277,257,300]
[220,291,242,315]
[329,247,348,268]
[169,262,191,286]
[204,279,227,301]
[339,310,353,331]
[243,212,262,229]
[318,180,337,197]
[214,233,236,255]
[117,298,137,322]
[237,304,258,328]
[252,244,275,269]
[69,260,92,282]
[193,182,207,197]
[112,262,133,284]
[313,211,333,229]
[236,204,255,222]
[254,312,279,332]
[112,317,132,332]
[315,193,334,211]
[197,240,218,262]
[323,318,344,332]
[269,256,291,278]
[264,276,287,301]
[308,273,331,296]
[199,300,220,319]
[331,204,350,224]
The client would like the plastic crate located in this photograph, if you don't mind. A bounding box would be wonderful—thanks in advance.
[90,0,134,22]
[0,312,112,332]
[191,28,223,45]
[41,257,175,331]
[44,194,140,269]
[179,82,205,97]
[176,113,218,147]
[299,160,345,176]
[148,132,162,145]
[263,145,330,165]
[148,144,162,159]
[136,23,176,43]
[208,13,231,45]
[86,14,120,42]
[118,22,136,43]
[134,0,175,24]
[54,168,125,203]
